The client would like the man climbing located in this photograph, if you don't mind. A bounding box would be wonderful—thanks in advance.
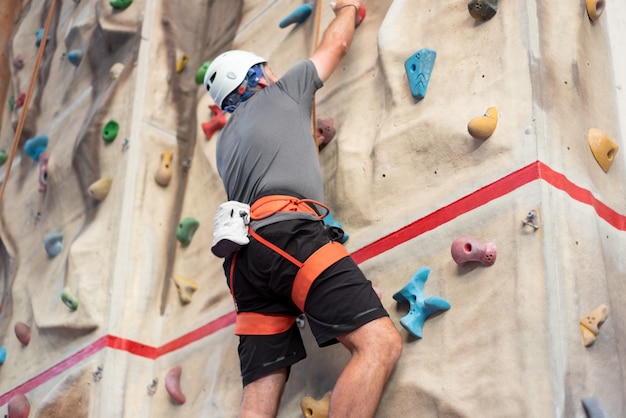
[204,2,402,417]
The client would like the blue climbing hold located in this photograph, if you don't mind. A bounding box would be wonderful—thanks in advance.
[323,212,349,243]
[0,347,5,364]
[67,49,83,66]
[279,4,313,28]
[404,48,437,100]
[35,28,50,47]
[44,231,64,257]
[393,266,450,339]
[24,135,49,161]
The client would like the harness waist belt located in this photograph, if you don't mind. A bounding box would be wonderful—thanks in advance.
[250,194,328,220]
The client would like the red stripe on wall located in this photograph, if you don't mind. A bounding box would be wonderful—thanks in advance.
[2,161,625,405]
[538,161,626,231]
[351,161,541,264]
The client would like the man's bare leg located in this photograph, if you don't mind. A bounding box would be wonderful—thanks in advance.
[238,369,288,418]
[329,317,403,418]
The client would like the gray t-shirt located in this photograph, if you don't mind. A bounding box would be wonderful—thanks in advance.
[216,60,324,213]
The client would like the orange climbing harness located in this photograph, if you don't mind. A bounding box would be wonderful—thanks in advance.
[0,0,58,205]
[230,195,350,336]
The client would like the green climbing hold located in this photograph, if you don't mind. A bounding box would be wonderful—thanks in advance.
[61,287,78,311]
[8,96,14,111]
[195,61,211,85]
[110,0,133,10]
[176,217,200,246]
[0,150,7,166]
[102,120,120,143]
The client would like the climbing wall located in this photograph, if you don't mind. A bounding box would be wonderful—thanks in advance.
[0,0,624,417]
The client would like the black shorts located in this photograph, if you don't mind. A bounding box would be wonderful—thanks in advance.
[224,219,388,386]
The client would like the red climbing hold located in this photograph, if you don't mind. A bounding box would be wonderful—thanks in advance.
[202,104,226,139]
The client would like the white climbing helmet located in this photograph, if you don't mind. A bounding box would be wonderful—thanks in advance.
[204,50,267,109]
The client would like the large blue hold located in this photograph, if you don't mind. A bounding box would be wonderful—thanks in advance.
[24,135,49,161]
[279,4,313,28]
[393,266,450,339]
[404,48,437,100]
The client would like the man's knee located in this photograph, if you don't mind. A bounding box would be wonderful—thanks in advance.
[340,317,403,365]
[379,319,403,366]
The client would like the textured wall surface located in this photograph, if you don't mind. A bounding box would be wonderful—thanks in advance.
[0,1,624,417]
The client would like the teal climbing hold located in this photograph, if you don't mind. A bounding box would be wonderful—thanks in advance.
[35,28,50,47]
[176,217,200,246]
[44,231,63,257]
[0,347,6,364]
[404,48,437,100]
[110,0,133,10]
[102,120,120,143]
[323,212,349,243]
[0,150,7,166]
[279,4,313,28]
[67,49,83,66]
[61,287,79,311]
[195,61,211,85]
[393,266,450,339]
[24,135,49,161]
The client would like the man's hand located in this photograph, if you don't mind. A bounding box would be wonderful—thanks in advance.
[331,1,365,27]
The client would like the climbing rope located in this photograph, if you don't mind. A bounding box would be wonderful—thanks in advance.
[0,0,58,205]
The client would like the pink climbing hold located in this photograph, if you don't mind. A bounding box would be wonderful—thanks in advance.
[7,394,30,418]
[13,55,25,70]
[316,117,336,151]
[14,322,31,346]
[202,104,226,139]
[165,365,186,404]
[451,236,496,266]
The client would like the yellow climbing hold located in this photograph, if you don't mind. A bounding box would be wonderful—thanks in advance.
[155,151,173,186]
[467,106,498,140]
[175,50,188,73]
[173,275,198,304]
[110,63,124,79]
[587,128,618,173]
[580,304,609,347]
[586,0,605,21]
[88,178,113,201]
[301,392,331,418]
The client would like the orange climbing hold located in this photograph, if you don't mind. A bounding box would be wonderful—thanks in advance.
[202,104,226,139]
[586,0,605,21]
[468,106,498,140]
[587,128,618,172]
[301,392,331,418]
[155,151,173,186]
[580,304,609,347]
